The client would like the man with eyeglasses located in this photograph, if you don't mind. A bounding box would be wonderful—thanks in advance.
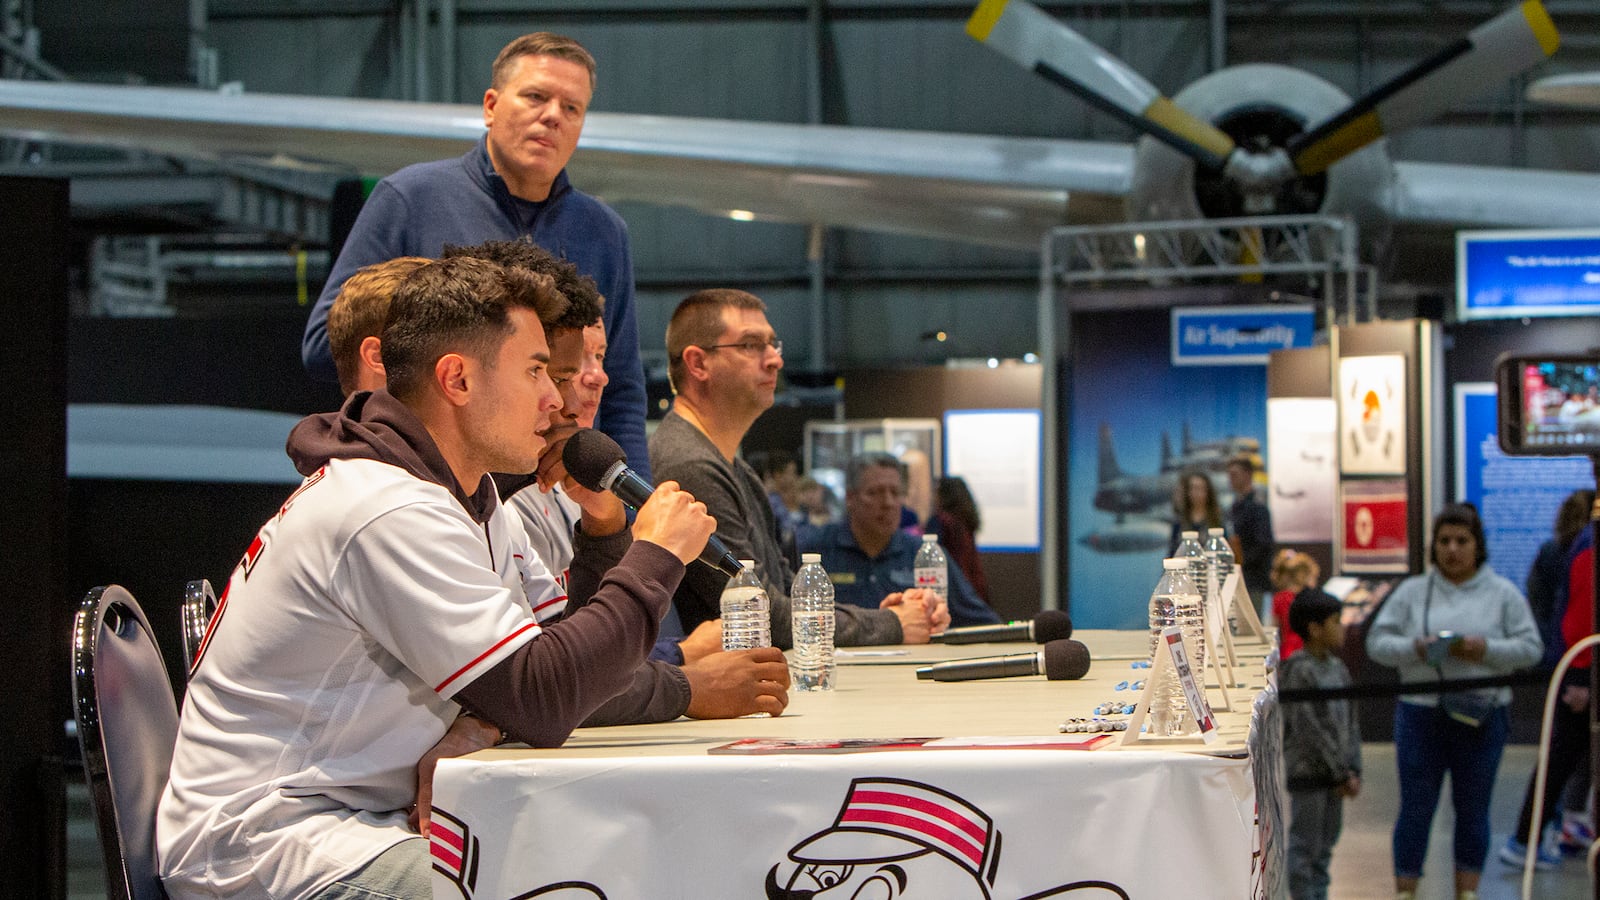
[650,288,949,647]
[803,453,1001,627]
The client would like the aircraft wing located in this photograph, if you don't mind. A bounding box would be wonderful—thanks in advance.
[1390,160,1600,230]
[1527,71,1600,108]
[0,80,1132,248]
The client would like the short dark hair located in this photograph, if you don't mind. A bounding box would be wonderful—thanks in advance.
[491,32,595,91]
[847,453,906,492]
[1288,588,1343,642]
[665,288,767,392]
[936,475,981,533]
[442,239,603,331]
[1431,502,1488,570]
[1227,454,1255,475]
[382,257,568,403]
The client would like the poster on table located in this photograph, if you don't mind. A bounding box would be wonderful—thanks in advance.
[1454,383,1592,590]
[1338,354,1407,476]
[1339,479,1409,573]
[1068,307,1268,630]
[430,750,1256,899]
[1265,397,1337,542]
[944,409,1042,551]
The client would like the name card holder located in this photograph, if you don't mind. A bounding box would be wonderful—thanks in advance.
[1121,626,1219,747]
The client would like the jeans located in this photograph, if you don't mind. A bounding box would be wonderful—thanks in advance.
[1392,701,1509,878]
[311,838,430,900]
[1514,697,1589,842]
[1289,787,1342,900]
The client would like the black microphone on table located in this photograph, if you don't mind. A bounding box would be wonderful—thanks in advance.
[562,428,744,578]
[915,639,1091,682]
[931,609,1072,645]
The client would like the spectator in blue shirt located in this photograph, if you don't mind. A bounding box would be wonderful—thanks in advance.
[802,453,1000,628]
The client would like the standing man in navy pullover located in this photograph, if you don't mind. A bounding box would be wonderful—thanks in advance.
[301,32,651,477]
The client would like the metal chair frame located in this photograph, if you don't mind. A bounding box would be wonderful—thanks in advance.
[180,578,216,677]
[71,585,177,900]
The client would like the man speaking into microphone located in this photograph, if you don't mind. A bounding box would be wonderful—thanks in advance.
[802,453,1001,628]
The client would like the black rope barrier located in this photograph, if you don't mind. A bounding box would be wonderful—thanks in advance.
[1277,668,1554,703]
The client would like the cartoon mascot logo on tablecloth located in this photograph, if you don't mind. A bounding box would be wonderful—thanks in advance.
[764,777,1130,900]
[430,807,607,900]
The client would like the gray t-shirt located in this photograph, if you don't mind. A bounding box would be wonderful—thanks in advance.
[649,410,902,648]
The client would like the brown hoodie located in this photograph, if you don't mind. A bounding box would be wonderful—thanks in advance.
[287,390,685,746]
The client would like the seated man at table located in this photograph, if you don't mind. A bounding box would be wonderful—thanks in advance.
[650,288,949,646]
[802,452,1001,628]
[157,256,715,900]
[326,246,789,727]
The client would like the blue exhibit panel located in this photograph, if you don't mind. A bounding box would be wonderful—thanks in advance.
[1457,230,1600,320]
[1455,385,1591,591]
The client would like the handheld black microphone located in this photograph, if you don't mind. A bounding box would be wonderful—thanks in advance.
[931,609,1072,645]
[915,639,1090,682]
[562,429,743,577]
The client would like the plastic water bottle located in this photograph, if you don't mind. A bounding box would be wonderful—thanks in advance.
[790,553,836,691]
[913,535,949,608]
[1147,558,1201,736]
[1175,530,1209,655]
[1205,527,1237,634]
[720,560,771,651]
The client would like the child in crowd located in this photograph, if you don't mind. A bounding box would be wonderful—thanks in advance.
[1282,589,1361,900]
[1272,549,1322,658]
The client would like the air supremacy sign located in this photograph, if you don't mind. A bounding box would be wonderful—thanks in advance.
[1171,305,1315,366]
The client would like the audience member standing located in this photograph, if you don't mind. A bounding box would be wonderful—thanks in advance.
[1282,590,1361,900]
[1527,489,1595,670]
[1365,503,1543,900]
[1226,455,1275,608]
[1168,468,1222,556]
[927,476,990,604]
[1502,504,1596,868]
[301,32,652,477]
[1271,550,1322,659]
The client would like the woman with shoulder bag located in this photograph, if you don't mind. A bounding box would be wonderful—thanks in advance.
[1365,503,1543,900]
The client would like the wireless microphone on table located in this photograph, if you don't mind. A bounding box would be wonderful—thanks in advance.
[915,639,1091,682]
[931,609,1072,645]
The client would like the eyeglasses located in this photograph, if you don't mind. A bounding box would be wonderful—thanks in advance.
[701,339,783,357]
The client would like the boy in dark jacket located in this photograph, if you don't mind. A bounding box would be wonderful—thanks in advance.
[1282,589,1362,900]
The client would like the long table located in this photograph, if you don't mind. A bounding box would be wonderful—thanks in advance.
[429,631,1278,900]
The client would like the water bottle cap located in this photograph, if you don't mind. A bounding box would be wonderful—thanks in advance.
[1180,530,1198,539]
[1207,527,1225,536]
[921,534,938,542]
[801,552,821,564]
[738,559,756,568]
[1163,558,1187,569]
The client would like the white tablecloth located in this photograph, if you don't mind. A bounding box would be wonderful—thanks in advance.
[429,634,1278,900]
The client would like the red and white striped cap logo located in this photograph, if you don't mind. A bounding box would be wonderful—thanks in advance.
[792,778,997,879]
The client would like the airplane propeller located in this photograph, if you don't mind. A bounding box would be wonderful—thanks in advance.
[968,0,1560,216]
[1285,0,1558,175]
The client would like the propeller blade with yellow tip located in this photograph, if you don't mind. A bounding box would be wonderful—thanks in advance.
[967,0,1237,172]
[1288,0,1559,176]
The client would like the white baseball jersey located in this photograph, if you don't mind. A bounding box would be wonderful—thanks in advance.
[507,483,581,591]
[157,458,568,900]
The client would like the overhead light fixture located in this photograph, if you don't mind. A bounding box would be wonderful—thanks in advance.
[728,209,756,222]
[1023,352,1038,363]
[986,358,999,369]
